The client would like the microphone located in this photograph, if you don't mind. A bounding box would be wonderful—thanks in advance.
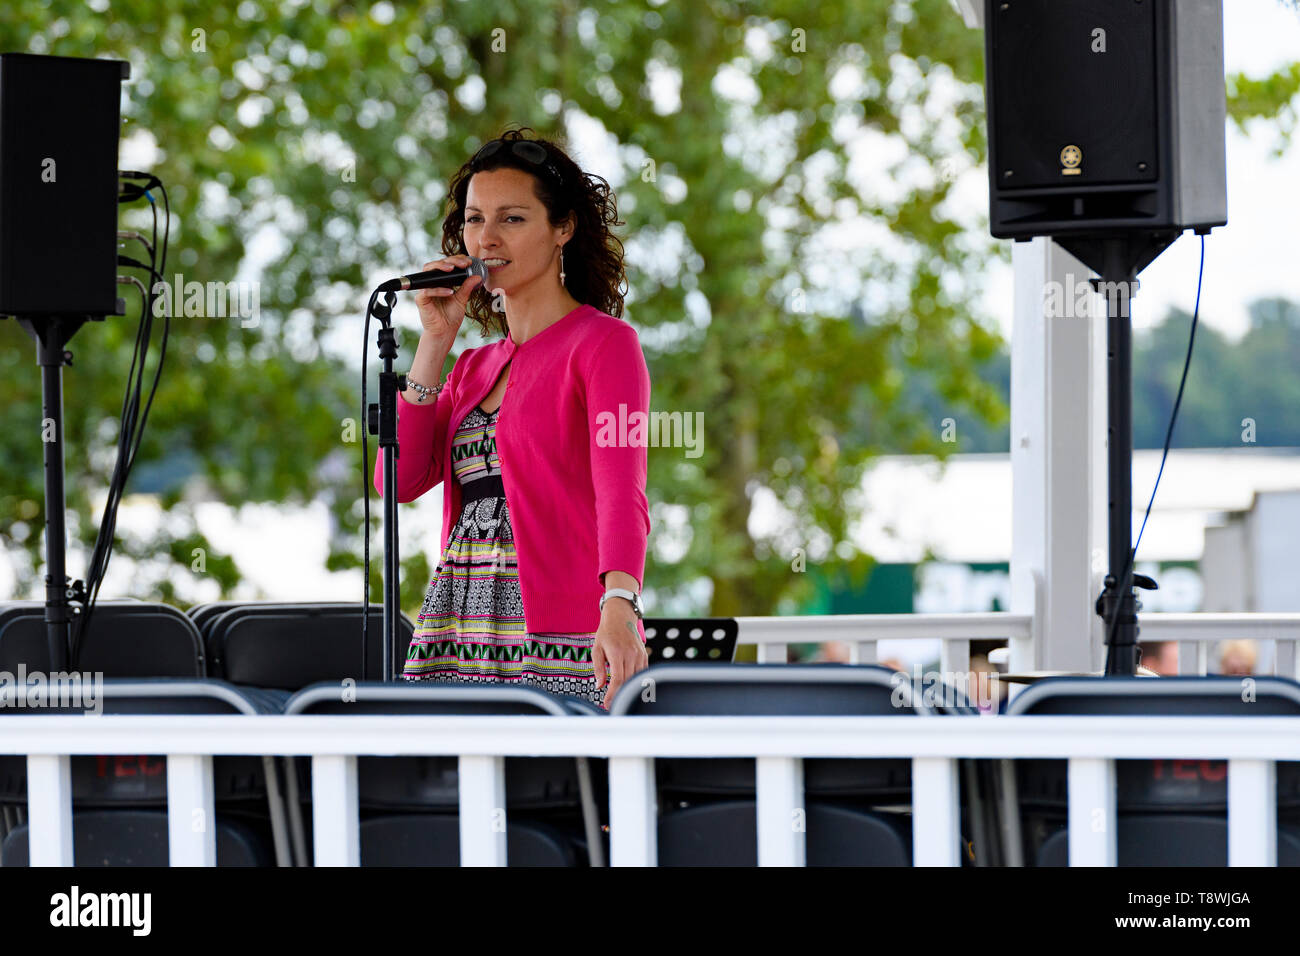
[377,257,489,293]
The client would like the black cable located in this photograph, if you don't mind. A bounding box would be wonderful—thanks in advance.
[158,182,171,277]
[74,178,171,663]
[1104,234,1205,667]
[361,289,381,682]
[77,267,161,658]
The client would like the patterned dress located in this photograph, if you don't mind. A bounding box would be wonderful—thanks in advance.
[401,403,610,706]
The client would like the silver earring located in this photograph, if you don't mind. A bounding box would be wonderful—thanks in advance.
[559,248,566,285]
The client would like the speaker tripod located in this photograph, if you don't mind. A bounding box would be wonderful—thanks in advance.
[1055,231,1184,676]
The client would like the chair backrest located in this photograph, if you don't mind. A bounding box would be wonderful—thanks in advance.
[0,600,204,677]
[607,663,933,799]
[284,681,587,809]
[1007,676,1300,811]
[284,681,569,716]
[1,808,275,867]
[186,600,259,636]
[608,662,933,715]
[201,602,414,690]
[642,618,738,664]
[0,678,280,806]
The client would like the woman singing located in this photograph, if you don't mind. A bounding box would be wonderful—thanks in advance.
[373,128,651,709]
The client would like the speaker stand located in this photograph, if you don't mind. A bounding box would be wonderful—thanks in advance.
[1055,232,1177,676]
[12,314,99,672]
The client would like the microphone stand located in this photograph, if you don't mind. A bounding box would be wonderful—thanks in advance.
[364,263,482,680]
[366,290,403,682]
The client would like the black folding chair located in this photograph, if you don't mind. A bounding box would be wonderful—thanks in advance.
[606,662,977,866]
[193,601,415,688]
[0,678,289,866]
[1002,675,1300,865]
[282,682,605,866]
[0,599,204,677]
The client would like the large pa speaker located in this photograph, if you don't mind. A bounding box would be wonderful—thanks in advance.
[0,53,129,317]
[983,0,1226,243]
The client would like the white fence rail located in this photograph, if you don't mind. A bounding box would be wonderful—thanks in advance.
[732,611,1300,678]
[3,713,1296,867]
[1140,614,1300,679]
[735,612,1036,674]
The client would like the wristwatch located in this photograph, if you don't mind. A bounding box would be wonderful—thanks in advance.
[599,587,644,619]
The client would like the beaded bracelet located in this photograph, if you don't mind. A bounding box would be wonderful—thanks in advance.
[405,375,443,403]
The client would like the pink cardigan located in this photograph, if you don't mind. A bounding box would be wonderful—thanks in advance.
[373,304,650,638]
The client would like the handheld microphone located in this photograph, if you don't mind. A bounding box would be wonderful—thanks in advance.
[377,257,489,293]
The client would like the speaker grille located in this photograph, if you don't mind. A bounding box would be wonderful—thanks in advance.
[990,0,1159,189]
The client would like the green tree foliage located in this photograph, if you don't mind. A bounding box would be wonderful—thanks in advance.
[1225,1,1300,155]
[916,295,1300,453]
[1132,297,1300,449]
[0,0,1007,618]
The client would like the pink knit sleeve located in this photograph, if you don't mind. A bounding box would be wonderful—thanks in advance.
[585,322,652,590]
[373,350,465,503]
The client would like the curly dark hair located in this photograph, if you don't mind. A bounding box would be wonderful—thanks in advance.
[440,127,628,338]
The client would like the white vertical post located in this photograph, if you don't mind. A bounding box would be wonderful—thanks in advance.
[167,754,216,867]
[756,756,804,866]
[312,755,359,866]
[940,639,971,678]
[1009,568,1043,681]
[849,641,878,665]
[1010,238,1105,673]
[459,755,507,866]
[1068,757,1117,866]
[756,643,788,664]
[27,755,73,866]
[1088,271,1109,674]
[1228,759,1276,866]
[1177,640,1209,675]
[912,757,960,866]
[609,756,656,866]
[1274,640,1297,681]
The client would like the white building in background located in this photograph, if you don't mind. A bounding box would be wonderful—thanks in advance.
[1202,488,1300,612]
[842,447,1300,611]
[748,446,1300,667]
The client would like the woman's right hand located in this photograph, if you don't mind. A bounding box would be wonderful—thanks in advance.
[414,254,484,344]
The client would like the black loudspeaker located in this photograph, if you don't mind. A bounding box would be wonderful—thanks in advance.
[0,53,129,317]
[984,0,1226,247]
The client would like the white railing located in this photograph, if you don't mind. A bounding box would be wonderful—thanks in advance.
[732,611,1300,678]
[1139,614,1300,679]
[736,612,1035,674]
[2,713,1295,867]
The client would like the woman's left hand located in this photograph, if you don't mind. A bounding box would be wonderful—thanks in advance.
[592,601,649,709]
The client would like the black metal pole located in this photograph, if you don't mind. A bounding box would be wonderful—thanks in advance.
[369,295,402,683]
[1099,239,1139,676]
[380,350,400,684]
[39,322,71,671]
[15,315,88,672]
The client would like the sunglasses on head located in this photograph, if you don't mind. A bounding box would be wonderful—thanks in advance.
[470,138,564,189]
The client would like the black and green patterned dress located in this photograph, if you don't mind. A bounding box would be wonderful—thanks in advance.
[401,403,609,706]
